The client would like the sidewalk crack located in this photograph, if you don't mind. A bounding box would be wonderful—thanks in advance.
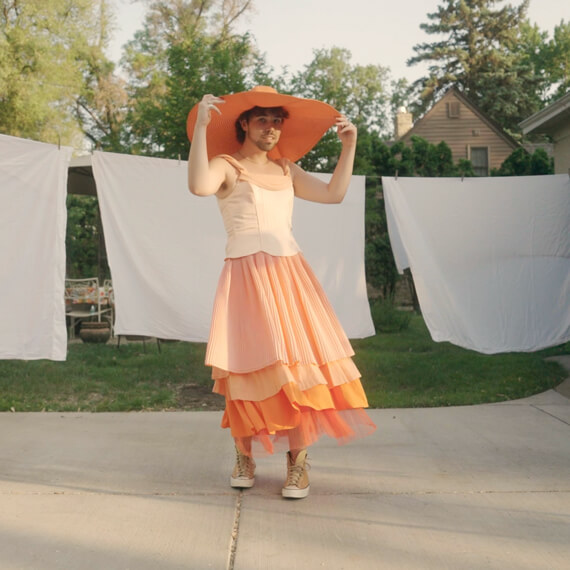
[227,490,243,570]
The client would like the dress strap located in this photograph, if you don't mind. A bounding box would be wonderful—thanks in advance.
[215,154,292,191]
[216,154,247,176]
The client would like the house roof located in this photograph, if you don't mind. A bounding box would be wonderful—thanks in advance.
[403,86,519,149]
[520,91,570,135]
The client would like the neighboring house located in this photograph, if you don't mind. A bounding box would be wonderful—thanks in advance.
[520,91,570,175]
[396,87,519,175]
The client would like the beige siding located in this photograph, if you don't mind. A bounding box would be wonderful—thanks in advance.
[402,91,517,173]
[551,123,570,174]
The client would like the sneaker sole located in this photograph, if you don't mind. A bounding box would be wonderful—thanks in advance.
[282,485,310,499]
[230,477,255,488]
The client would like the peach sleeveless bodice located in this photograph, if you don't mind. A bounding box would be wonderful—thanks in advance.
[216,155,301,259]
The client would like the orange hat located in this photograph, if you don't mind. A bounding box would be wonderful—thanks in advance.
[186,86,339,162]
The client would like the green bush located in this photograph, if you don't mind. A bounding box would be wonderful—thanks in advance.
[492,147,554,176]
[370,298,412,333]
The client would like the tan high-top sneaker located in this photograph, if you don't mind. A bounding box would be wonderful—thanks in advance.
[230,446,256,488]
[282,449,310,499]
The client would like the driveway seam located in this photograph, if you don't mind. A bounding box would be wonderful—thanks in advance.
[227,490,243,570]
[531,404,570,427]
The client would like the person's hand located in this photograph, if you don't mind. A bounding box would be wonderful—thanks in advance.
[196,94,225,128]
[335,115,357,146]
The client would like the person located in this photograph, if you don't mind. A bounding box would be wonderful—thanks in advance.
[187,86,376,499]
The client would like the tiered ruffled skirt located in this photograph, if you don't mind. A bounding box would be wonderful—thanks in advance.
[206,251,376,456]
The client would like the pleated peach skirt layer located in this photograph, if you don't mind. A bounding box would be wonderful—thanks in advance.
[206,251,376,456]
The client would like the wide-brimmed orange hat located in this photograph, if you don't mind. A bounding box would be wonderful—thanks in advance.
[186,86,339,161]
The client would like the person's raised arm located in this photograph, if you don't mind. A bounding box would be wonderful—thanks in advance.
[291,116,357,204]
[188,95,231,196]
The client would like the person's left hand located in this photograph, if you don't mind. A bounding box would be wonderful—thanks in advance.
[335,115,357,146]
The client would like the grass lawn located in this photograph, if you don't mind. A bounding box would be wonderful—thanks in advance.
[0,315,567,412]
[353,317,568,408]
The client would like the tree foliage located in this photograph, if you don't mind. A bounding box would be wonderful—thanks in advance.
[492,147,553,176]
[548,20,570,99]
[520,19,570,102]
[66,195,103,279]
[407,0,542,133]
[0,0,100,145]
[0,0,126,149]
[74,1,128,151]
[291,47,391,132]
[291,47,393,172]
[120,0,259,157]
[124,33,258,157]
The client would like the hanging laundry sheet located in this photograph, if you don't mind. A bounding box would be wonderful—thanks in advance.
[93,151,373,342]
[0,134,71,360]
[383,175,570,354]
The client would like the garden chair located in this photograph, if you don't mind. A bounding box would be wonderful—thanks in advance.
[64,277,112,339]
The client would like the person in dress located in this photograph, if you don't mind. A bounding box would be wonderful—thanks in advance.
[187,86,376,499]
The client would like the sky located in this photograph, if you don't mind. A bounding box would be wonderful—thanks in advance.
[109,0,569,85]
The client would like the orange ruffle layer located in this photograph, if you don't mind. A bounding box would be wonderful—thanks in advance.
[221,380,376,455]
[212,357,362,401]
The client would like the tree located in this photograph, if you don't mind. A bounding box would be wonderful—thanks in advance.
[74,0,128,151]
[521,19,570,102]
[120,0,258,157]
[66,195,105,279]
[407,0,541,133]
[547,20,570,100]
[517,20,552,103]
[290,47,392,172]
[291,47,391,133]
[0,0,104,145]
[129,33,258,158]
[0,0,128,150]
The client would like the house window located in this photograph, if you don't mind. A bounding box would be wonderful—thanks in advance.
[470,147,489,176]
[447,101,461,118]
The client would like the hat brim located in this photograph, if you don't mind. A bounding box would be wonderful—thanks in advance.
[187,90,339,162]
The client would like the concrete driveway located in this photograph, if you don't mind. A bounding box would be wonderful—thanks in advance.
[0,368,569,569]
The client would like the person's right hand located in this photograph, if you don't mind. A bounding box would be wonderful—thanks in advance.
[196,94,225,128]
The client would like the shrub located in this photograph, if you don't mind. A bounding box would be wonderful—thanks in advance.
[370,298,412,333]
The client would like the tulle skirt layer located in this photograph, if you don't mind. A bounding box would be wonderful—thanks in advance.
[206,251,376,456]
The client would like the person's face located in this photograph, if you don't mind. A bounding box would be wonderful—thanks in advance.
[242,111,284,151]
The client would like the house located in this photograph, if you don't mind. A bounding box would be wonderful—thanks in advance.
[520,91,570,175]
[395,87,519,175]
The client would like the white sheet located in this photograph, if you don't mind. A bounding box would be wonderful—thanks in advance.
[93,151,374,342]
[383,175,570,353]
[0,134,71,360]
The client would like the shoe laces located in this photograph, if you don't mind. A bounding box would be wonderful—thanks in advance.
[286,456,310,487]
[235,448,255,478]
